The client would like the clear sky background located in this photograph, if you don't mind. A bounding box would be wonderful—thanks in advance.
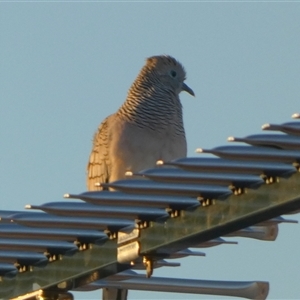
[1,1,300,300]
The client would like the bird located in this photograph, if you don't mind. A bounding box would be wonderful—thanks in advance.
[87,55,194,191]
[86,55,194,300]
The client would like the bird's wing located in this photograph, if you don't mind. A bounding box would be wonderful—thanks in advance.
[87,115,112,191]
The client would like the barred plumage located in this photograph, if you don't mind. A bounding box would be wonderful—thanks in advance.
[87,55,194,191]
[87,55,194,300]
[118,56,187,132]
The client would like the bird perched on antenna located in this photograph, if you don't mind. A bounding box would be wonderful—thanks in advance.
[87,55,194,300]
[87,55,194,191]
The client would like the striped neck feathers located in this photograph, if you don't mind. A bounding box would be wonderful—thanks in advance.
[117,71,184,134]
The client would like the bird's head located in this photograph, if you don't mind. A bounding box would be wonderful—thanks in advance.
[145,55,195,97]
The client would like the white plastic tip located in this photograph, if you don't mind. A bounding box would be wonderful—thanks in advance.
[261,123,270,130]
[195,148,204,153]
[63,193,70,198]
[25,204,32,209]
[292,113,300,119]
[125,171,133,177]
[227,136,235,142]
[156,160,164,165]
[95,182,101,187]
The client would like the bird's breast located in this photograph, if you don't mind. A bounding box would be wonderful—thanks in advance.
[109,119,186,182]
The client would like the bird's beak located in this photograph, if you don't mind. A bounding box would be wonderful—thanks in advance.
[182,82,195,96]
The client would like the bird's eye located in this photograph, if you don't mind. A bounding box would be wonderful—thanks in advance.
[170,70,177,77]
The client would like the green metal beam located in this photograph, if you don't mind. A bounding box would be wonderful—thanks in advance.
[3,172,300,299]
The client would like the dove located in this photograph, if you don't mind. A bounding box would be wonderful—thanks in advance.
[87,55,194,192]
[87,55,194,299]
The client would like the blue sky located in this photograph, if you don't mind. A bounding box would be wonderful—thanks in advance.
[1,2,300,299]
